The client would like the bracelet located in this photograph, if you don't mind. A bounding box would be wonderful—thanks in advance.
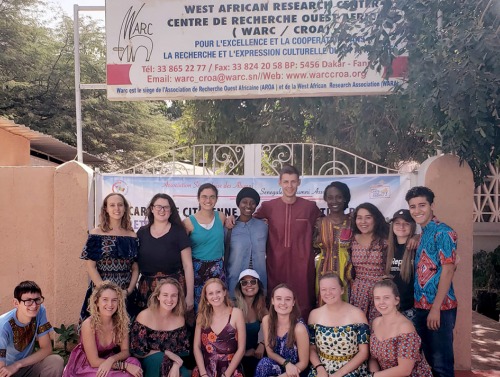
[201,374,208,377]
[282,359,291,368]
[313,363,326,371]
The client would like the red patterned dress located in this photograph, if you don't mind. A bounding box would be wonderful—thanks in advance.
[349,237,387,322]
[370,331,432,376]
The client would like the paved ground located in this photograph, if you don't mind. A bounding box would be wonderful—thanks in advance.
[456,311,500,376]
[471,311,500,370]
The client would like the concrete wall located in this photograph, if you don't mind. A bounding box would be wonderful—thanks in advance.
[0,162,92,329]
[417,154,474,370]
[0,129,30,166]
[473,223,500,252]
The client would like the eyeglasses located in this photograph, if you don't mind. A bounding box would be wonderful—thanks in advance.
[153,205,171,212]
[19,297,44,306]
[240,279,258,287]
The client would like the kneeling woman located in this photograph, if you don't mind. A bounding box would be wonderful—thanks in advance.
[369,279,432,377]
[130,278,190,377]
[193,278,246,377]
[309,272,369,377]
[256,284,310,377]
[63,281,142,377]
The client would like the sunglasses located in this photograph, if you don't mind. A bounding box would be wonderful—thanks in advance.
[240,279,258,287]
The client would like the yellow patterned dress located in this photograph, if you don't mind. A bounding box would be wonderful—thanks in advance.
[314,216,353,303]
[308,323,369,377]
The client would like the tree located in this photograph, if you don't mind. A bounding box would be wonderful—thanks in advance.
[0,0,175,170]
[324,0,500,182]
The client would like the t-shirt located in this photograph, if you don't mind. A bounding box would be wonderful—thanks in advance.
[414,217,458,310]
[0,306,53,366]
[391,243,415,311]
[137,223,191,275]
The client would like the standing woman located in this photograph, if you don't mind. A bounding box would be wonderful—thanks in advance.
[184,183,226,312]
[135,194,194,314]
[130,278,190,377]
[63,281,142,376]
[233,269,268,376]
[386,209,417,320]
[79,193,139,323]
[369,279,432,377]
[314,181,353,303]
[349,202,389,323]
[308,272,369,377]
[226,187,268,298]
[255,284,310,377]
[192,278,246,377]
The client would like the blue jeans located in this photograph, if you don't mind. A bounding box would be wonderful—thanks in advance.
[414,308,456,377]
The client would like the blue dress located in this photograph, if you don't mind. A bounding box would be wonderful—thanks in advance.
[255,321,308,377]
[79,234,138,322]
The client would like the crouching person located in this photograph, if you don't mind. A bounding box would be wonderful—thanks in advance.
[0,281,64,377]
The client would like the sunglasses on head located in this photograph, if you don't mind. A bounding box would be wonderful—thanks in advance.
[240,279,258,287]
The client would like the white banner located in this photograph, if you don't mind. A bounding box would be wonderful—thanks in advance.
[96,175,411,231]
[105,0,407,100]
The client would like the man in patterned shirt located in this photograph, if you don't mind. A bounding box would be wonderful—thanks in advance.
[406,186,457,377]
[0,281,63,377]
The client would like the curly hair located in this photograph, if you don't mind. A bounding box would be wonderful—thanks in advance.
[99,193,133,232]
[234,278,267,322]
[145,193,184,228]
[405,186,435,204]
[148,278,186,317]
[88,281,129,344]
[267,284,301,349]
[352,202,389,240]
[197,278,232,328]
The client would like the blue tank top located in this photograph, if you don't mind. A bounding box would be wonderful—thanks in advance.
[190,211,224,261]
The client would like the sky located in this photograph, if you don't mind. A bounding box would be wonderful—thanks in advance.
[47,0,105,23]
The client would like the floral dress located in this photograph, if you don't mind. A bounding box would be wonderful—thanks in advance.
[130,321,189,377]
[255,320,308,377]
[349,238,387,322]
[192,310,243,377]
[314,216,353,302]
[370,331,432,377]
[79,234,138,323]
[308,323,369,377]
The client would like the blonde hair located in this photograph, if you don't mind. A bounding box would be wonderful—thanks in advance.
[99,193,133,232]
[148,278,186,317]
[197,278,232,328]
[89,281,129,344]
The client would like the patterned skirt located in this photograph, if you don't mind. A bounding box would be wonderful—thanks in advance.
[193,257,226,313]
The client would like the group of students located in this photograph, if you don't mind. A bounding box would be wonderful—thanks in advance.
[0,166,458,377]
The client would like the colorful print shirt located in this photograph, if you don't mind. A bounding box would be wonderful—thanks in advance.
[414,217,458,310]
[0,306,53,366]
